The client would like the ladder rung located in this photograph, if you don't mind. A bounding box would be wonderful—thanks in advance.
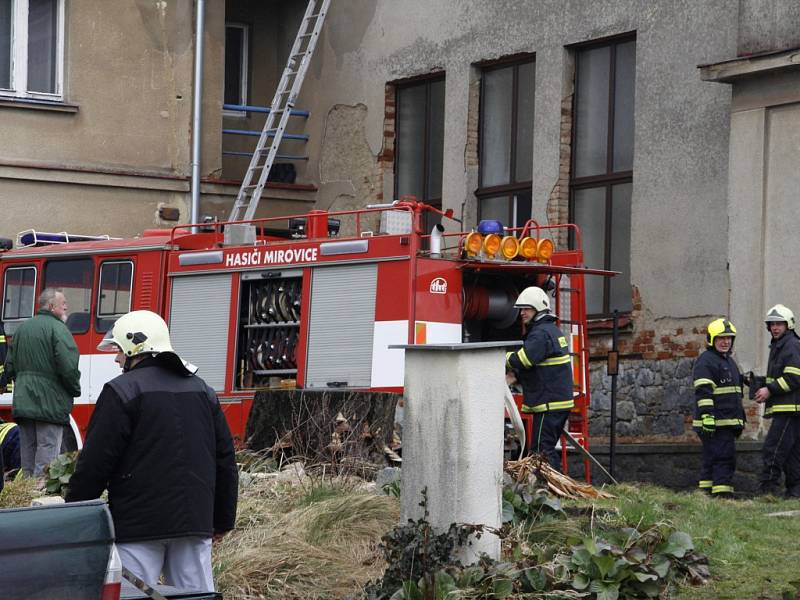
[222,104,310,117]
[222,129,309,142]
[223,151,309,160]
[305,13,322,20]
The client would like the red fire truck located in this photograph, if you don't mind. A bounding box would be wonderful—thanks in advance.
[0,199,610,473]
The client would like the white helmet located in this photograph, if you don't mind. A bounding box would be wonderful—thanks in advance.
[765,304,795,331]
[98,310,197,374]
[514,287,550,312]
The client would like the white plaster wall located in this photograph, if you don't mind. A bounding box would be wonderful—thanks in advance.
[297,0,738,320]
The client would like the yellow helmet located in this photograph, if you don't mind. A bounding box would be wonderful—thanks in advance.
[706,318,736,348]
[765,304,795,331]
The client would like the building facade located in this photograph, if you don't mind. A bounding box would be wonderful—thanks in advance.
[3,0,800,457]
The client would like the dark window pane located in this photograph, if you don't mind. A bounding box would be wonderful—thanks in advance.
[27,0,58,93]
[481,66,513,187]
[515,61,535,182]
[396,83,426,201]
[480,195,511,224]
[97,261,133,333]
[609,183,632,311]
[0,0,11,89]
[613,41,636,172]
[224,26,244,105]
[44,259,94,333]
[574,46,610,178]
[426,79,445,201]
[513,190,532,230]
[2,267,37,333]
[573,187,606,315]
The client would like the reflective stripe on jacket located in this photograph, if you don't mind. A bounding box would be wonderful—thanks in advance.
[506,314,573,413]
[764,332,800,417]
[691,348,745,431]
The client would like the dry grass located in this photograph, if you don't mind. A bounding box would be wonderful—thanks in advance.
[214,472,399,600]
[0,477,38,509]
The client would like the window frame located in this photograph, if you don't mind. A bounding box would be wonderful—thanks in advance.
[95,260,134,333]
[569,34,636,318]
[1,265,38,328]
[1,0,66,100]
[476,55,535,229]
[43,257,94,334]
[393,74,445,211]
[222,21,250,117]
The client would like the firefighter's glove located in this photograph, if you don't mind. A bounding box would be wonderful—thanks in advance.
[701,413,716,435]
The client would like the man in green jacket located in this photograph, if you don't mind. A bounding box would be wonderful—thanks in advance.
[6,288,81,477]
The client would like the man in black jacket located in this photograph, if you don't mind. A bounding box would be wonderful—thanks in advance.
[67,310,238,592]
[506,286,573,471]
[753,304,800,496]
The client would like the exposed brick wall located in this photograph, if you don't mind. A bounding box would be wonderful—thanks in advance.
[588,287,703,361]
[375,83,396,203]
[547,92,573,247]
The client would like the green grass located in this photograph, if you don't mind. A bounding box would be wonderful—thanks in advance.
[569,484,800,600]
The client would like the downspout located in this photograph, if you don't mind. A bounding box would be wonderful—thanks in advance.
[190,0,206,231]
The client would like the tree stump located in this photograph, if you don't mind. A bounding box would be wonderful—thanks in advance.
[245,389,399,469]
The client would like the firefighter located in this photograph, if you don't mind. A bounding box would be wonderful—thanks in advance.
[506,286,573,471]
[692,318,745,498]
[754,304,800,496]
[66,310,238,592]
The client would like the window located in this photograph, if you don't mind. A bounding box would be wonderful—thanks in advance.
[570,37,635,316]
[44,259,93,333]
[395,76,445,230]
[96,261,133,333]
[0,0,65,98]
[477,57,535,229]
[224,22,249,112]
[2,266,36,334]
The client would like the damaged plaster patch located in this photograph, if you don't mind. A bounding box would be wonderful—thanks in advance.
[319,104,381,212]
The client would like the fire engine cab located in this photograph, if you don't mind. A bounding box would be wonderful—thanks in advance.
[0,199,610,473]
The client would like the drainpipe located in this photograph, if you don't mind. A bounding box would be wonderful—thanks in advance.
[190,0,206,231]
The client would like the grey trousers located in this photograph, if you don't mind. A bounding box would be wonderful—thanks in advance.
[17,418,63,477]
[117,537,214,592]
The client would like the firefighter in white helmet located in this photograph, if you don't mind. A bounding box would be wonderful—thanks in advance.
[692,318,745,498]
[505,286,573,471]
[754,304,800,496]
[67,311,238,591]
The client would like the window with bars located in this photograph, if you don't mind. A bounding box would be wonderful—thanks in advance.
[477,57,535,230]
[0,0,64,99]
[570,37,635,317]
[394,76,445,231]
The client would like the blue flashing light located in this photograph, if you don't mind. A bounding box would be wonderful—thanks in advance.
[477,220,504,235]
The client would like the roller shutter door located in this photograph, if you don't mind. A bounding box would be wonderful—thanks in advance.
[306,263,376,388]
[169,274,232,391]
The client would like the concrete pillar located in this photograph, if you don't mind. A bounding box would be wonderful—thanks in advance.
[394,341,512,563]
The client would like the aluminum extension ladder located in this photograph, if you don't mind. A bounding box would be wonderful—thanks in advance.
[227,0,331,223]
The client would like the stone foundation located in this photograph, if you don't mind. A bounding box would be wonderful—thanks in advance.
[567,441,764,493]
[588,357,695,440]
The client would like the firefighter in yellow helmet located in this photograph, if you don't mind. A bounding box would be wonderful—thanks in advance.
[505,286,573,471]
[692,318,745,498]
[754,304,800,496]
